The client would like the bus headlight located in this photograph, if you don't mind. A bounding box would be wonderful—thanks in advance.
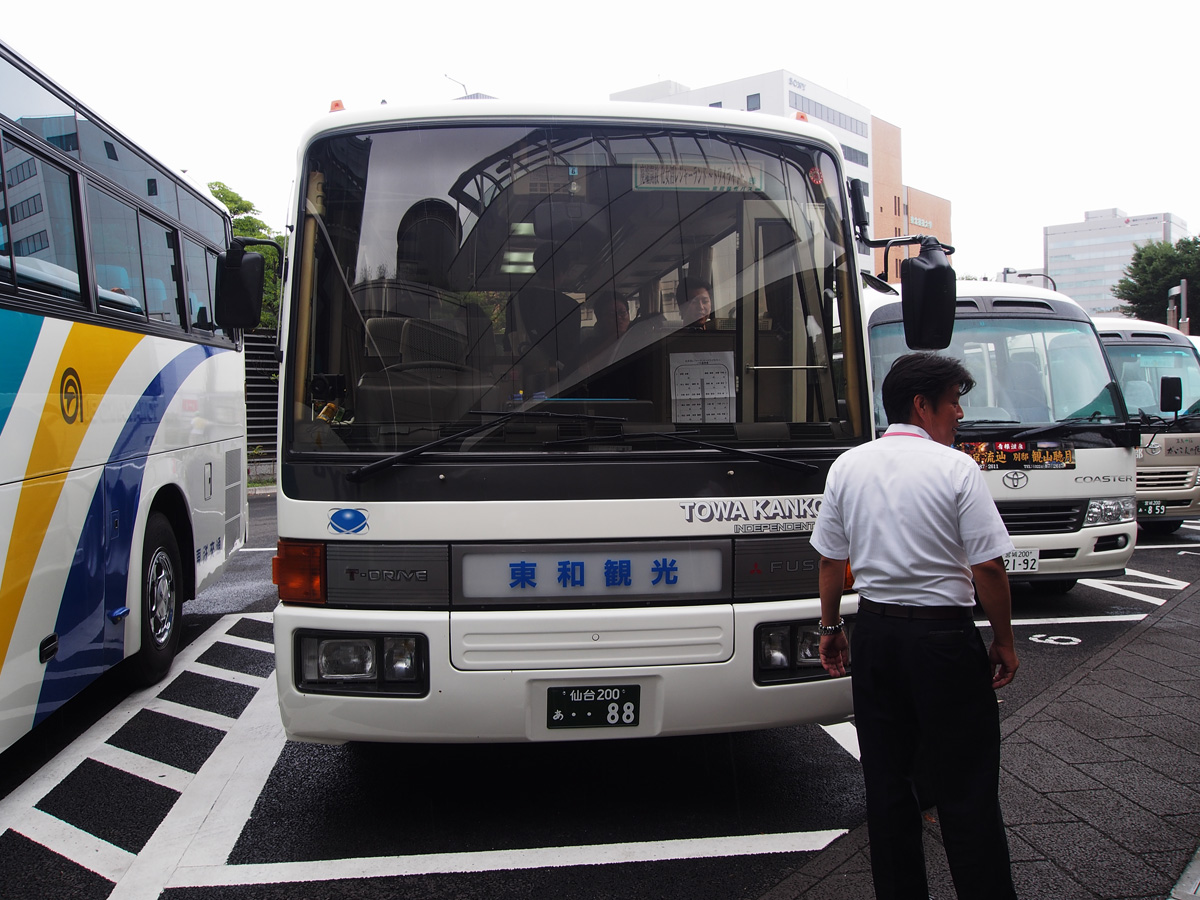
[1084,497,1135,526]
[754,620,851,684]
[383,637,419,682]
[309,638,375,681]
[296,631,428,696]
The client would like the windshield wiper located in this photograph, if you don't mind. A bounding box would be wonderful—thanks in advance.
[1012,412,1112,440]
[957,418,1021,426]
[546,429,818,471]
[348,410,627,481]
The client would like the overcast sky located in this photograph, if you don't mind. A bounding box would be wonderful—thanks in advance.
[4,0,1194,278]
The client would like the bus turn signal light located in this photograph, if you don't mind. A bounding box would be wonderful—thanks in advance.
[273,540,326,604]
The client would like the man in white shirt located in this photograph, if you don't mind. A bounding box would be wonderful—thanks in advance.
[810,352,1019,900]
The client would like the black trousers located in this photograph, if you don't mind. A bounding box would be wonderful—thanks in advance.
[850,608,1017,900]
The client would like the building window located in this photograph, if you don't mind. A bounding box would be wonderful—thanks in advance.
[5,157,37,187]
[709,101,722,108]
[14,230,49,256]
[746,93,761,111]
[894,196,901,216]
[10,193,43,224]
[104,141,119,161]
[841,145,868,167]
[787,92,869,137]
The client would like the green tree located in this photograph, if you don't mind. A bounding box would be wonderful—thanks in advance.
[1114,237,1200,323]
[208,182,285,330]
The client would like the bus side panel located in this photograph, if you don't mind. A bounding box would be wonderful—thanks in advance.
[0,328,241,750]
[35,472,113,724]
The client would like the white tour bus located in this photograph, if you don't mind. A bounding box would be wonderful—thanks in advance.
[866,281,1138,593]
[269,100,955,744]
[0,40,268,754]
[1094,316,1200,535]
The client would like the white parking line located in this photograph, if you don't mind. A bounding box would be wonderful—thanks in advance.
[4,611,856,897]
[1079,568,1189,606]
[165,830,849,889]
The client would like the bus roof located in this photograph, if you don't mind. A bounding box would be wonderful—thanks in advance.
[295,99,844,156]
[865,280,1090,328]
[0,38,227,222]
[1092,316,1195,348]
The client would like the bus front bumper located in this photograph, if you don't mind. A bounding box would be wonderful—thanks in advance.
[273,601,856,744]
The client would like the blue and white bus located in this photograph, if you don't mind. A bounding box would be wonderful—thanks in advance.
[268,99,954,744]
[0,40,261,754]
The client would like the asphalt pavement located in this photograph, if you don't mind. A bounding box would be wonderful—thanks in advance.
[765,579,1200,899]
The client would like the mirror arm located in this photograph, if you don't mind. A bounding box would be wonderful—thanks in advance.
[229,236,284,275]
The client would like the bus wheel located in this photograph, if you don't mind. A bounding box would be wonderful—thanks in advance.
[131,513,183,685]
[1041,579,1077,594]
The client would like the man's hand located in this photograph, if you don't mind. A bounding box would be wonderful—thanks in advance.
[819,632,849,678]
[989,640,1019,689]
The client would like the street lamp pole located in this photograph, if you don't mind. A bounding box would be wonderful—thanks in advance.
[1019,273,1058,291]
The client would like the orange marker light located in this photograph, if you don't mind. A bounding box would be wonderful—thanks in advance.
[273,540,326,604]
[329,100,345,112]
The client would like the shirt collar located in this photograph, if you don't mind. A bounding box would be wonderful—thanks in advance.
[883,423,932,440]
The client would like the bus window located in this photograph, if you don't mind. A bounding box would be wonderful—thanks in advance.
[140,212,182,327]
[88,184,145,316]
[183,236,215,331]
[5,146,82,302]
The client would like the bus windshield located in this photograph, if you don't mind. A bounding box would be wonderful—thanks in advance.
[1104,342,1200,417]
[289,122,863,455]
[870,317,1119,429]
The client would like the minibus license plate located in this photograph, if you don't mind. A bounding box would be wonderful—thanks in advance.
[547,685,640,729]
[1138,500,1168,517]
[1003,549,1039,573]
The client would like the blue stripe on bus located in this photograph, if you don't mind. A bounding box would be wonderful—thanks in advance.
[35,344,221,723]
[0,309,45,436]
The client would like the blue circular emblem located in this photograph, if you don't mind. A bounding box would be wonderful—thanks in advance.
[329,508,369,534]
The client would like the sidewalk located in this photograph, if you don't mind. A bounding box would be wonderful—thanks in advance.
[770,581,1200,899]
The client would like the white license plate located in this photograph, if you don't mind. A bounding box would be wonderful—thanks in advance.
[1003,549,1040,573]
[546,685,640,729]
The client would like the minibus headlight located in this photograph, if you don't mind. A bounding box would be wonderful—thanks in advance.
[1084,497,1135,526]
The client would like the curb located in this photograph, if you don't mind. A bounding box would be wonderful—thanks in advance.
[1174,848,1200,899]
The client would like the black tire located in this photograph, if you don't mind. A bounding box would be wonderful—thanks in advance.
[129,512,183,685]
[1140,518,1183,536]
[1041,579,1077,594]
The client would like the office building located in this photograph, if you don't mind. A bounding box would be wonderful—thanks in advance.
[611,72,951,281]
[1045,209,1188,315]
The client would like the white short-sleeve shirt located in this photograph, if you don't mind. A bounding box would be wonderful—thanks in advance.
[810,423,1014,607]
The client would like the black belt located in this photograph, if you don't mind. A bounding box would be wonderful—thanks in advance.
[858,597,973,620]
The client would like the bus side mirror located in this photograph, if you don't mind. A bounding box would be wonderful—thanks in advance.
[900,237,956,350]
[1161,375,1183,413]
[849,178,870,233]
[215,237,281,330]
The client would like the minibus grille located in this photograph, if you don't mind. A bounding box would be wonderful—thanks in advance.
[995,502,1086,534]
[1137,468,1196,491]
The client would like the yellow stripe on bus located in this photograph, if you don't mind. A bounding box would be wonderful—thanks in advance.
[0,325,143,669]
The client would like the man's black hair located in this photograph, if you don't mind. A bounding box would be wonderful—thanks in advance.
[882,352,975,425]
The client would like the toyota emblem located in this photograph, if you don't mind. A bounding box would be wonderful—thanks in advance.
[1002,471,1029,490]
